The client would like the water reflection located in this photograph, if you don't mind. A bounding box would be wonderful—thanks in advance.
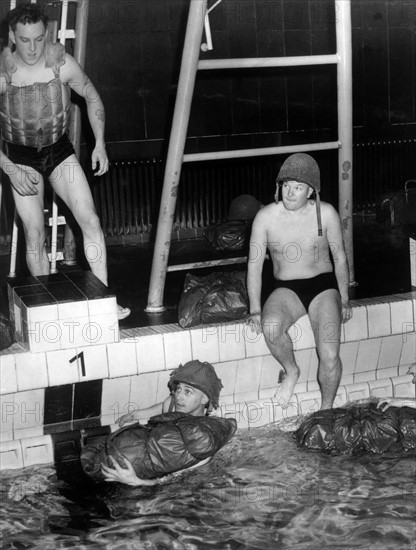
[1,423,415,550]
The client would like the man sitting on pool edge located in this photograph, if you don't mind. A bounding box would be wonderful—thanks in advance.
[246,153,352,410]
[81,360,236,486]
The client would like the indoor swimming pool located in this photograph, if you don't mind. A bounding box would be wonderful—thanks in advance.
[0,3,415,550]
[1,418,415,550]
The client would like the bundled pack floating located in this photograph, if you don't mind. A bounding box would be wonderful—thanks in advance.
[295,402,416,455]
[81,412,237,481]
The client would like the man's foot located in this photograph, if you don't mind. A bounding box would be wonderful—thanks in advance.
[274,370,299,407]
[117,305,131,320]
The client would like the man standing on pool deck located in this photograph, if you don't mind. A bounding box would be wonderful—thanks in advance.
[246,153,352,410]
[0,3,130,320]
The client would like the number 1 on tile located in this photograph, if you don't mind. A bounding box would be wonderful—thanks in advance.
[69,351,86,377]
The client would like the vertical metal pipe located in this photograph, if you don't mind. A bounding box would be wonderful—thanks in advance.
[113,163,121,234]
[59,0,69,45]
[50,0,70,273]
[72,0,89,155]
[130,162,138,233]
[64,0,89,263]
[105,165,113,235]
[143,161,150,232]
[336,0,356,285]
[8,211,18,278]
[146,0,207,311]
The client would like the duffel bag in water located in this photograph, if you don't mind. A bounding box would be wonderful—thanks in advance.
[81,412,237,481]
[295,402,416,455]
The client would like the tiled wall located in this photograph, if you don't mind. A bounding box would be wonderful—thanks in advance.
[1,291,415,470]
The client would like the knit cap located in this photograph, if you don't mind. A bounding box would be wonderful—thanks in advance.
[168,360,223,409]
[276,153,322,236]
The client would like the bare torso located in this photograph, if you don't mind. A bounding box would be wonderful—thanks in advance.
[263,200,333,280]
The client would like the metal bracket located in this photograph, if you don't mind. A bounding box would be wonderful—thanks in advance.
[201,0,223,52]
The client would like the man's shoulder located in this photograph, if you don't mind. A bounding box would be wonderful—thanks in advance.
[0,47,16,84]
[319,201,339,218]
[57,51,82,82]
[45,42,67,71]
[319,200,335,209]
[252,201,278,229]
[256,201,278,217]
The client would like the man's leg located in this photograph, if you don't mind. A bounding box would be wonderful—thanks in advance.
[11,166,49,276]
[262,288,306,406]
[308,289,342,409]
[49,155,130,319]
[49,154,108,284]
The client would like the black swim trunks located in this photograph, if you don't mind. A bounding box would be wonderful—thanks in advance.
[274,272,339,311]
[4,133,75,179]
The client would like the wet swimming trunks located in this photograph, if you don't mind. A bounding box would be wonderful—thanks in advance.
[4,133,75,179]
[274,272,339,311]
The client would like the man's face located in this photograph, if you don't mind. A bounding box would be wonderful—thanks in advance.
[279,180,312,211]
[10,21,47,66]
[173,383,208,416]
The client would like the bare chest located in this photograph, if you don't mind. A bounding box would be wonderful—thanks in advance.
[266,208,329,265]
[10,66,56,87]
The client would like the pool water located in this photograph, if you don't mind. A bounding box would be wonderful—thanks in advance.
[1,420,415,550]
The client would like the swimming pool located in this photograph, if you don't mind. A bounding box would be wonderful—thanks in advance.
[1,419,415,550]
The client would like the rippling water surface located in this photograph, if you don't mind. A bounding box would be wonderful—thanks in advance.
[1,421,415,550]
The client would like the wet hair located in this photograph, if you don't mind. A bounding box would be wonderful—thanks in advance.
[7,3,48,32]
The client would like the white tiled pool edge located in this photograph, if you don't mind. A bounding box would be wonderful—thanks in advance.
[1,289,415,470]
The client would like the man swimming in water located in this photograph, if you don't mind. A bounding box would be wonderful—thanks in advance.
[99,360,229,486]
[247,153,352,410]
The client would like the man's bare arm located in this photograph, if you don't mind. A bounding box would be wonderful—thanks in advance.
[0,78,39,195]
[247,211,268,331]
[377,397,416,411]
[117,395,172,426]
[325,204,352,322]
[0,150,41,196]
[61,54,109,175]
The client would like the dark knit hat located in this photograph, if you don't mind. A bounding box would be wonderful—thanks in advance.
[276,153,323,236]
[168,360,223,409]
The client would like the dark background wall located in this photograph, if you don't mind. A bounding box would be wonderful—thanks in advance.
[0,0,414,161]
[0,0,415,230]
[75,0,415,160]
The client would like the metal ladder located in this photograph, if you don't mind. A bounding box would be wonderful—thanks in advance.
[6,0,89,276]
[146,0,354,312]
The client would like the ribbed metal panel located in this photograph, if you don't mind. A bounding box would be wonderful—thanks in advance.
[1,140,414,242]
[93,142,416,236]
[353,139,416,208]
